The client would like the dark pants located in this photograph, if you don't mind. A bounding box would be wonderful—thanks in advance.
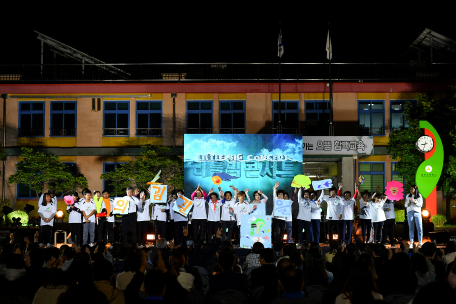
[40,225,53,244]
[298,220,312,244]
[192,219,206,241]
[360,219,372,242]
[341,220,354,244]
[167,220,174,241]
[122,213,137,244]
[234,225,240,244]
[154,221,167,241]
[69,223,81,245]
[221,220,235,243]
[311,219,320,243]
[107,221,115,244]
[207,221,220,244]
[137,221,149,245]
[372,221,384,243]
[174,221,187,246]
[97,218,107,243]
[382,218,395,244]
[274,219,285,243]
[326,220,341,243]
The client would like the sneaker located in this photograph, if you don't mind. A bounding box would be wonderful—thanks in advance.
[418,242,423,247]
[90,243,94,247]
[409,242,413,249]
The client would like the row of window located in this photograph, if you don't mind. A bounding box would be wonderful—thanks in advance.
[359,162,405,198]
[17,100,415,137]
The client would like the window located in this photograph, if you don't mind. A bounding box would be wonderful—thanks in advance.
[219,101,246,134]
[358,100,385,135]
[50,101,77,136]
[305,100,329,135]
[390,100,416,132]
[136,101,162,136]
[103,101,130,136]
[187,101,213,133]
[103,163,125,196]
[18,101,45,137]
[359,162,385,195]
[272,100,299,133]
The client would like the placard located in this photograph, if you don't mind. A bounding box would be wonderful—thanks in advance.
[172,194,194,217]
[312,179,333,190]
[240,215,271,249]
[385,180,404,201]
[273,199,291,217]
[249,203,266,216]
[150,185,168,203]
[113,197,131,215]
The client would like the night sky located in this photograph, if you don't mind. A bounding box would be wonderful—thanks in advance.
[2,6,454,65]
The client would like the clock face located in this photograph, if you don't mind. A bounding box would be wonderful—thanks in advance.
[415,135,434,153]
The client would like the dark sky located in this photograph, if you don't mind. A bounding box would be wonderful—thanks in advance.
[2,5,454,64]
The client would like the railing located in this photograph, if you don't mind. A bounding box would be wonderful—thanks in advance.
[271,128,300,134]
[103,128,130,136]
[1,63,455,83]
[17,128,44,137]
[135,128,163,136]
[186,128,214,134]
[50,128,77,136]
[219,128,246,134]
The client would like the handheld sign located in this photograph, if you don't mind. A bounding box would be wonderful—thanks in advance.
[240,215,271,249]
[291,175,312,188]
[385,180,404,201]
[64,195,74,206]
[274,199,291,217]
[150,185,167,203]
[312,179,333,190]
[113,197,131,215]
[172,194,194,217]
[249,203,266,216]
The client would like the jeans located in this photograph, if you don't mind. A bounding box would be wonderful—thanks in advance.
[372,221,384,243]
[285,222,292,242]
[221,220,235,243]
[311,219,320,243]
[97,218,107,243]
[40,225,53,244]
[274,219,285,243]
[122,213,137,244]
[382,218,395,244]
[137,221,149,245]
[207,221,220,244]
[83,222,95,244]
[69,223,81,245]
[407,211,423,243]
[341,220,354,244]
[326,220,341,243]
[360,219,372,242]
[192,219,207,241]
[298,220,312,243]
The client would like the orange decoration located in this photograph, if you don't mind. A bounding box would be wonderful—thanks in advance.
[212,175,222,185]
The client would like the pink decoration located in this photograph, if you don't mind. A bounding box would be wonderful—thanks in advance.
[64,195,74,205]
[385,180,404,201]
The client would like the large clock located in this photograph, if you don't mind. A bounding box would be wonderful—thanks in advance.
[415,135,434,153]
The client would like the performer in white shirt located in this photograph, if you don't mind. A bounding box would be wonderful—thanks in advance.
[359,191,372,243]
[38,193,57,245]
[206,190,222,244]
[102,190,116,245]
[38,188,57,206]
[80,190,96,246]
[249,190,268,216]
[319,187,343,243]
[121,187,143,244]
[338,183,358,244]
[232,190,252,245]
[272,182,288,243]
[152,198,169,241]
[405,185,423,248]
[310,191,322,243]
[297,188,312,244]
[382,198,396,245]
[362,192,386,243]
[67,192,82,245]
[191,184,208,241]
[136,189,151,246]
[172,189,188,246]
[219,186,238,244]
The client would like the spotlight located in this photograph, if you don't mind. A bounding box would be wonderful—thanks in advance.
[283,234,288,240]
[147,234,155,241]
[333,234,339,240]
[55,209,65,223]
[422,209,431,220]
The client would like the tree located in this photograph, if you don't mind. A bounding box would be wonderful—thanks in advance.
[100,145,184,196]
[8,147,88,198]
[387,88,456,221]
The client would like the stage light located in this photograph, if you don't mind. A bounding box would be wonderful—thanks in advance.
[422,209,431,220]
[147,234,155,241]
[283,234,288,240]
[333,234,338,240]
[55,209,65,223]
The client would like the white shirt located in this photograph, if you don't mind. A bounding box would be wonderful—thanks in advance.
[359,198,371,219]
[102,198,115,223]
[297,189,312,222]
[116,271,135,291]
[234,202,251,226]
[383,200,396,219]
[177,269,194,292]
[192,197,207,220]
[272,188,288,221]
[38,194,57,206]
[220,189,237,221]
[405,194,423,213]
[320,192,343,220]
[126,196,142,214]
[80,200,96,223]
[310,199,321,220]
[207,200,222,221]
[169,199,175,220]
[137,199,152,222]
[38,202,57,226]
[67,201,82,224]
[248,193,268,216]
[366,199,386,223]
[152,204,168,222]
[341,196,356,220]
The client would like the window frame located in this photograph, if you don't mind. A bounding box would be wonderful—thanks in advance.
[103,100,130,137]
[272,100,300,131]
[358,100,385,136]
[135,100,163,137]
[186,100,213,131]
[390,100,417,132]
[18,101,45,137]
[358,161,386,195]
[219,100,246,133]
[50,101,77,137]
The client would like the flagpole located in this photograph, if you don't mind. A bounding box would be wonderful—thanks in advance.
[328,22,334,136]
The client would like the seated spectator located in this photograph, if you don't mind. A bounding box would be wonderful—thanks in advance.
[277,258,295,277]
[169,251,194,291]
[421,242,445,281]
[116,251,141,290]
[411,281,455,304]
[382,252,417,295]
[411,252,434,293]
[251,248,278,288]
[188,234,221,269]
[23,247,47,299]
[273,267,311,303]
[243,242,264,270]
[208,248,248,296]
[303,250,328,287]
[443,241,456,267]
[276,243,296,266]
[92,259,124,304]
[325,241,339,263]
[335,261,382,304]
[33,257,68,304]
[321,251,357,304]
[151,238,171,269]
[61,247,76,271]
[448,260,456,290]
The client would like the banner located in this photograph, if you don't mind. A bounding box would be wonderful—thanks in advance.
[184,134,303,215]
[273,199,291,217]
[150,185,168,203]
[249,203,266,216]
[312,179,333,190]
[240,215,272,249]
[113,197,131,215]
[302,136,373,155]
[172,194,194,217]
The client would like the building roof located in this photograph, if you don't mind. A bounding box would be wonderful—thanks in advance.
[404,28,456,62]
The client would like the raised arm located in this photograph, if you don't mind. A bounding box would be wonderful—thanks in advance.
[297,188,303,204]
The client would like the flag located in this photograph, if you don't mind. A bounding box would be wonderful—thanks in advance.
[326,30,332,61]
[278,30,284,58]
